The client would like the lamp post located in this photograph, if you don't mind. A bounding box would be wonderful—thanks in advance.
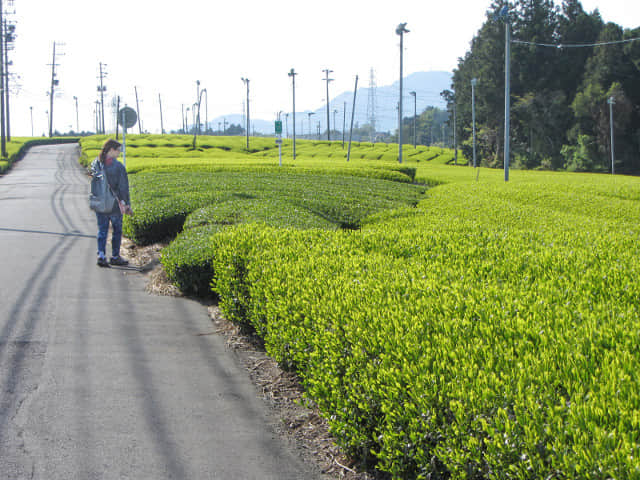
[395,22,409,164]
[73,96,79,133]
[471,78,478,168]
[193,88,207,148]
[608,96,615,174]
[241,77,250,149]
[409,91,416,148]
[307,112,315,137]
[288,68,297,158]
[196,80,200,135]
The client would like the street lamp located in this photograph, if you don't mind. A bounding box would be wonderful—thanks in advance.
[73,96,79,133]
[241,77,250,149]
[193,87,207,149]
[471,78,478,168]
[409,91,416,148]
[29,106,33,137]
[396,22,409,163]
[288,68,297,158]
[307,112,315,137]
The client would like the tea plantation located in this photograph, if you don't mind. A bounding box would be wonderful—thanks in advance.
[80,135,640,479]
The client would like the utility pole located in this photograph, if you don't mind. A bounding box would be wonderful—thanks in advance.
[322,68,333,141]
[347,75,359,162]
[48,42,63,138]
[471,78,478,168]
[29,106,33,137]
[115,96,120,140]
[342,101,346,148]
[453,92,457,165]
[4,19,15,141]
[0,0,5,154]
[396,23,409,164]
[608,96,616,175]
[241,77,250,149]
[97,62,107,134]
[134,86,142,134]
[73,96,79,132]
[499,4,511,182]
[158,93,164,134]
[410,91,416,148]
[288,68,297,158]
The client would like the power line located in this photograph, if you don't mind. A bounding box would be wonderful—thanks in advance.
[512,37,640,48]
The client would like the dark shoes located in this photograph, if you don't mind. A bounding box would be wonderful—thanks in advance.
[97,256,110,268]
[109,256,129,266]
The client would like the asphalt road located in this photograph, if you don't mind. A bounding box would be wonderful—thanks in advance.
[0,144,319,479]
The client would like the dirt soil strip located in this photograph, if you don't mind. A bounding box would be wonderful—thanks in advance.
[121,238,381,480]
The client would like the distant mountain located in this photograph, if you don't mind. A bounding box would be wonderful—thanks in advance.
[208,71,452,135]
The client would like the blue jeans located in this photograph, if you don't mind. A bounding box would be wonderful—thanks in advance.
[96,212,123,258]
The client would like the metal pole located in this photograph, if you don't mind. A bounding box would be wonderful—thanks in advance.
[471,78,478,169]
[453,95,457,165]
[347,75,359,162]
[30,106,33,137]
[323,68,333,141]
[395,23,409,163]
[159,93,164,134]
[399,32,403,163]
[608,96,615,174]
[115,96,120,140]
[134,86,142,134]
[342,101,346,148]
[122,108,127,168]
[48,43,56,138]
[333,110,337,137]
[3,21,10,141]
[410,91,416,148]
[99,62,106,135]
[0,0,5,153]
[196,80,200,136]
[504,13,511,182]
[74,96,79,133]
[240,78,250,149]
[288,69,297,159]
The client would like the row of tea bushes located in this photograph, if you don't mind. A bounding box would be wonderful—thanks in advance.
[209,178,640,478]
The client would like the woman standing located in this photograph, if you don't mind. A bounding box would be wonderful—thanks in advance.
[90,138,132,267]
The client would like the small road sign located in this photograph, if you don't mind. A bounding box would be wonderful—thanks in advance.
[118,107,138,129]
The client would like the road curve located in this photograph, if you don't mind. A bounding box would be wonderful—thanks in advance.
[0,144,320,479]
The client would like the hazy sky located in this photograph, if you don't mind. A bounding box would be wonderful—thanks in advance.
[8,0,639,136]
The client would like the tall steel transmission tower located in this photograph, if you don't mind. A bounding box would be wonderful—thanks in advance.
[366,68,377,142]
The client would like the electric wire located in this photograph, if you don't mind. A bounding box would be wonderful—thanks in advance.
[512,36,640,48]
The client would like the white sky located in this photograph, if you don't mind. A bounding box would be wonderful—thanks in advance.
[7,0,639,136]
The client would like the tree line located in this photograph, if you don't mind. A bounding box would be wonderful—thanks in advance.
[437,0,639,173]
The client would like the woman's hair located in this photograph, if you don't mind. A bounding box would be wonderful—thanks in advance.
[99,139,122,162]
